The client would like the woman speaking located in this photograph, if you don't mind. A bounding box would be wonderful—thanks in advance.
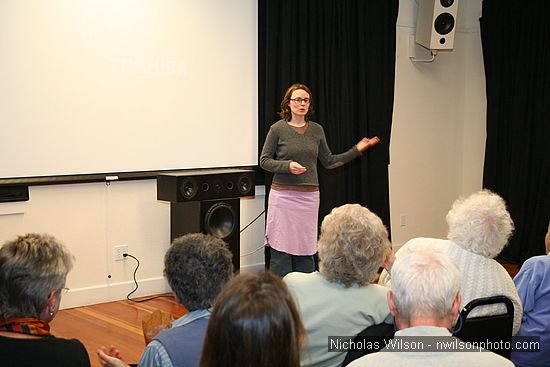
[260,83,380,277]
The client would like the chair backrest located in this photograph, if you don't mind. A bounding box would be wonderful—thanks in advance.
[453,295,514,359]
[341,322,395,367]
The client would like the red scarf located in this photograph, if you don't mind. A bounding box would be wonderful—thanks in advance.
[0,317,51,337]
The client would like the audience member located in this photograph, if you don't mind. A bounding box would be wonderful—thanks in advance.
[98,233,233,367]
[348,251,514,367]
[199,271,305,367]
[379,190,522,334]
[510,220,550,367]
[0,233,90,366]
[284,204,393,367]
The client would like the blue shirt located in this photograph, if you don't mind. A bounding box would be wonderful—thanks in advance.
[511,254,550,367]
[138,309,210,367]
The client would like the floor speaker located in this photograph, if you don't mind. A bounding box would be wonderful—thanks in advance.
[170,198,240,271]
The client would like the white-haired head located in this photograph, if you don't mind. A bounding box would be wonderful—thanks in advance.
[390,250,461,321]
[446,190,514,258]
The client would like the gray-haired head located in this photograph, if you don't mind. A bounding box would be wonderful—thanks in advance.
[318,204,390,287]
[0,233,74,319]
[164,233,233,311]
[391,250,461,320]
[446,190,514,258]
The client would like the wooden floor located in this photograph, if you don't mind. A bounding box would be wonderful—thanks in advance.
[499,261,520,278]
[51,262,520,367]
[51,294,186,367]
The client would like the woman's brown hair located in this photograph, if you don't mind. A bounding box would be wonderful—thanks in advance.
[200,271,305,367]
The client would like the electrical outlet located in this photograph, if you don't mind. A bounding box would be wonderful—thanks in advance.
[114,245,128,261]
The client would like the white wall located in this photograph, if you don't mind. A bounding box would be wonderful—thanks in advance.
[0,0,488,308]
[389,0,486,248]
[0,183,265,309]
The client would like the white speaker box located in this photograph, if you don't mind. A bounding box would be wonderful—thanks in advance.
[416,0,459,50]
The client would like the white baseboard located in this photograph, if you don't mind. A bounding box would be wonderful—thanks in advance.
[60,263,267,309]
[60,276,171,309]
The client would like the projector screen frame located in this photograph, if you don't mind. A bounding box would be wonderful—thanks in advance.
[0,165,260,187]
[0,0,258,182]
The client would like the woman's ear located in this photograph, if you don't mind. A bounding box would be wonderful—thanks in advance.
[40,290,58,321]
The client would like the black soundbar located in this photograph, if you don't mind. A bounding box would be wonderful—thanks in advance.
[157,168,255,202]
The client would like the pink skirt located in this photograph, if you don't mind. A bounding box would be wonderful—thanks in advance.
[265,189,320,256]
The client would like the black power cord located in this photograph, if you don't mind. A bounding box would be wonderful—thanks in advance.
[239,209,265,233]
[239,209,267,258]
[123,253,173,303]
[123,209,266,299]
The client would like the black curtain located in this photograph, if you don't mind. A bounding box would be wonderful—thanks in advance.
[258,0,398,230]
[481,0,550,263]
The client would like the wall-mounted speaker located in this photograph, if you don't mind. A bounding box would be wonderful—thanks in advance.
[415,0,459,50]
[157,168,255,202]
[170,199,241,271]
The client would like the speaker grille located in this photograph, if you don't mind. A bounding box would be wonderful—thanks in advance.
[212,179,223,194]
[434,13,455,35]
[204,202,236,239]
[237,174,252,195]
[169,198,241,271]
[180,178,198,200]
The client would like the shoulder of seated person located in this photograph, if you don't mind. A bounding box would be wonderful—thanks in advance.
[283,271,316,282]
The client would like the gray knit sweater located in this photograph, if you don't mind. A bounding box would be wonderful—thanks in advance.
[379,237,523,335]
[259,120,360,186]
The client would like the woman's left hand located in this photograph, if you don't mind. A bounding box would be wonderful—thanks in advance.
[97,346,128,367]
[356,136,380,153]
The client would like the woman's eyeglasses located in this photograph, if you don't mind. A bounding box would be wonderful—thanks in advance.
[290,97,310,104]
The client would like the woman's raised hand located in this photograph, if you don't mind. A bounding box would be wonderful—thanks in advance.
[356,136,380,153]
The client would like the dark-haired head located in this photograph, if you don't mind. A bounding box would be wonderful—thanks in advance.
[164,233,233,311]
[200,271,305,367]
